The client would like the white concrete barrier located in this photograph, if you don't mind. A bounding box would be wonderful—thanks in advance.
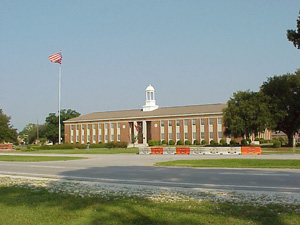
[139,147,151,154]
[163,147,176,155]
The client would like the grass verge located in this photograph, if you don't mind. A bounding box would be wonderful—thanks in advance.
[0,155,86,162]
[12,148,138,154]
[0,182,299,225]
[156,159,300,169]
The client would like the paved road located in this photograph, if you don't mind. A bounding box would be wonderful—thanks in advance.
[1,153,300,194]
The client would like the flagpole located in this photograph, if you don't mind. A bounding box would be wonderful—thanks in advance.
[58,60,62,144]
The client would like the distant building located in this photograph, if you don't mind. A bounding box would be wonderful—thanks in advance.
[63,85,271,146]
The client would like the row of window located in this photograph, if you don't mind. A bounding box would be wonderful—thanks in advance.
[70,123,121,143]
[161,118,222,127]
[161,131,223,141]
[71,122,121,131]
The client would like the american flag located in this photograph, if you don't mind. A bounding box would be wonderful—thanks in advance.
[48,52,62,64]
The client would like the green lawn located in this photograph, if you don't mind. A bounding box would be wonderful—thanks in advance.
[0,185,299,225]
[262,147,300,154]
[0,155,86,162]
[13,148,139,154]
[156,159,300,169]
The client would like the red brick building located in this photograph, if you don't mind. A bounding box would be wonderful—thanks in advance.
[63,85,271,146]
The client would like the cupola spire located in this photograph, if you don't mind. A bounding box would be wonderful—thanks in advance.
[142,84,159,111]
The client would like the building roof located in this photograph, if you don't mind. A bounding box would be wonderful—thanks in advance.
[64,103,227,123]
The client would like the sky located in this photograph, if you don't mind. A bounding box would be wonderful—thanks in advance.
[1,0,300,131]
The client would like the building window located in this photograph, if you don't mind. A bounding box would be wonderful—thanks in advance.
[111,123,114,129]
[201,118,205,125]
[105,123,108,129]
[117,123,120,129]
[99,135,102,142]
[105,135,108,142]
[185,133,188,139]
[117,134,120,141]
[76,135,79,142]
[218,132,223,139]
[169,133,172,140]
[209,118,214,125]
[176,120,180,126]
[88,124,91,130]
[193,132,196,139]
[184,119,188,126]
[87,135,90,142]
[76,125,79,130]
[210,132,213,139]
[161,121,165,127]
[201,132,205,140]
[161,133,165,140]
[218,118,222,124]
[192,119,196,126]
[176,133,180,140]
[111,134,114,141]
[71,125,74,131]
[168,120,172,126]
[93,135,96,143]
[93,124,96,129]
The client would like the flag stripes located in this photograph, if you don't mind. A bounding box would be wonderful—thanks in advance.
[48,52,62,64]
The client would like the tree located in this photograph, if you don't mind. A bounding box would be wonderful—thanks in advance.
[287,10,300,49]
[0,109,17,143]
[19,123,47,144]
[45,109,80,144]
[260,70,300,147]
[223,91,272,139]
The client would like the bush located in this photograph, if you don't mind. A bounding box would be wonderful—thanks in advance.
[201,140,207,145]
[219,139,227,145]
[176,140,184,145]
[272,139,281,148]
[247,139,252,144]
[184,140,191,145]
[115,141,128,148]
[162,140,168,145]
[105,142,116,149]
[148,140,161,146]
[230,140,238,145]
[241,139,248,146]
[193,140,200,145]
[169,140,175,145]
[89,143,105,148]
[210,140,218,146]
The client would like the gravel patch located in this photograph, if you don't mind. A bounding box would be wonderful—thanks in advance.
[0,174,300,207]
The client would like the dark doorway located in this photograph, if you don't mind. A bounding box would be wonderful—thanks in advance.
[137,122,143,144]
[146,121,151,143]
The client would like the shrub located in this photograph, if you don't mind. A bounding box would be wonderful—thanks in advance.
[148,140,155,146]
[201,140,207,145]
[89,143,105,148]
[230,140,238,145]
[169,140,175,145]
[219,139,227,145]
[115,141,128,148]
[247,139,252,144]
[162,140,167,145]
[272,139,281,148]
[241,139,248,146]
[148,140,161,146]
[184,140,191,145]
[105,142,116,149]
[176,140,184,145]
[210,140,218,146]
[193,140,200,145]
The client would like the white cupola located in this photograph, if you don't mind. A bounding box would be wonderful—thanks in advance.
[142,84,159,112]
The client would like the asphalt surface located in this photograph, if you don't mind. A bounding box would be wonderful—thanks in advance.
[1,153,300,194]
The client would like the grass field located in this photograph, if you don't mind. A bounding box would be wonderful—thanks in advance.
[262,147,300,154]
[11,148,139,154]
[156,159,300,169]
[0,184,299,225]
[0,155,86,162]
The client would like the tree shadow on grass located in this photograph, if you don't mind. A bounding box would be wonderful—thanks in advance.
[0,167,300,225]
